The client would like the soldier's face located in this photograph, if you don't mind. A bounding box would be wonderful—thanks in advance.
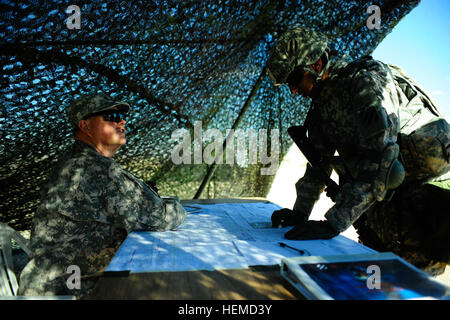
[85,113,127,149]
[288,70,315,98]
[287,59,325,98]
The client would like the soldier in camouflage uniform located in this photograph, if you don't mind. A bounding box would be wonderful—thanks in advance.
[268,26,450,275]
[18,93,187,298]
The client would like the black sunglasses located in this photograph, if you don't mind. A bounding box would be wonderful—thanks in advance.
[83,110,126,123]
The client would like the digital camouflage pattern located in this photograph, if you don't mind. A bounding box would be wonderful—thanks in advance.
[295,56,450,226]
[401,119,450,181]
[18,140,187,297]
[267,26,329,85]
[354,180,450,275]
[293,56,409,232]
[65,93,130,127]
[269,27,450,274]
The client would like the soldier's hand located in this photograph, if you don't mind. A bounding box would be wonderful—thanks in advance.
[271,208,306,228]
[284,220,339,240]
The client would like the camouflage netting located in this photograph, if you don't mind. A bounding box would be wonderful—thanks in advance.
[0,0,420,231]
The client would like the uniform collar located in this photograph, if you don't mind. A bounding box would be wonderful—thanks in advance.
[73,139,109,158]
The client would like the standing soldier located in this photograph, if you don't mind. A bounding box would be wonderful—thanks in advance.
[267,26,450,275]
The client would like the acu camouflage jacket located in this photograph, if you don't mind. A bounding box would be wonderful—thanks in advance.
[20,140,186,296]
[293,56,445,233]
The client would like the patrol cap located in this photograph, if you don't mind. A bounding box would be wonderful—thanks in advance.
[66,93,130,127]
[267,26,329,86]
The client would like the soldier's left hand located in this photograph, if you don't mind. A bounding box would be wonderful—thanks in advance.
[284,220,339,240]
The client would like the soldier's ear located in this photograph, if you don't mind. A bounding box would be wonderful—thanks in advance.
[78,119,90,134]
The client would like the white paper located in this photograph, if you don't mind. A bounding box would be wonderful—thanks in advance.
[106,202,375,273]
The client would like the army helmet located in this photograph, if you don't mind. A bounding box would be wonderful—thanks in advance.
[267,26,329,86]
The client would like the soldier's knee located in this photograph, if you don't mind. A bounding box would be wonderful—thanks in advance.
[400,119,450,181]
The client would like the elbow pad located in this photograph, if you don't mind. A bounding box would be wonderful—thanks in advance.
[374,143,405,201]
[386,158,405,191]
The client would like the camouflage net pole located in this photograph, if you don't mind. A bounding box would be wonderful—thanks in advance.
[194,66,267,199]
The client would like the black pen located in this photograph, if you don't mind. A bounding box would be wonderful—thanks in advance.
[279,242,305,255]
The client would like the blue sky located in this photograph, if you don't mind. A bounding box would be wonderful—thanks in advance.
[372,0,450,119]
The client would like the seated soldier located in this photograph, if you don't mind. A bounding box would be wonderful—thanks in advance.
[19,93,187,297]
[267,26,450,275]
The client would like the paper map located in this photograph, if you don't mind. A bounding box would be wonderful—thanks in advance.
[106,202,375,273]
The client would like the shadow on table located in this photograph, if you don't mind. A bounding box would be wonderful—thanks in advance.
[87,237,302,300]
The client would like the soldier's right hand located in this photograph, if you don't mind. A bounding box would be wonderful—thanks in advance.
[271,208,307,228]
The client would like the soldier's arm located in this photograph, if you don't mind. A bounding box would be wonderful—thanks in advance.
[136,193,187,232]
[293,110,336,219]
[103,162,187,233]
[42,157,186,233]
[293,163,332,219]
[325,60,404,232]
